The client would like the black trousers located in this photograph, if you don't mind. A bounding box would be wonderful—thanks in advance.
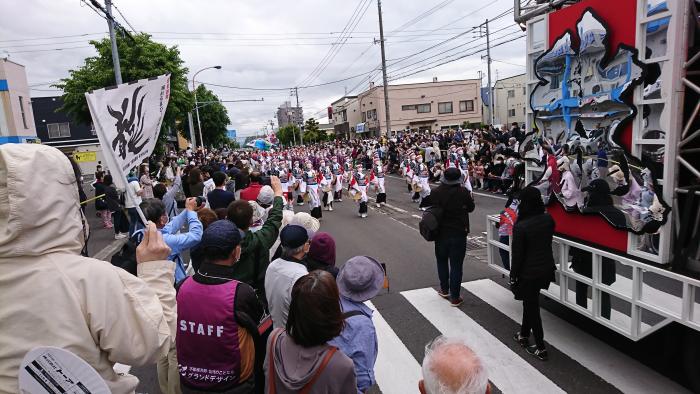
[334,190,342,200]
[322,191,333,207]
[310,206,322,219]
[359,201,367,214]
[521,287,545,349]
[376,192,386,204]
[112,210,129,234]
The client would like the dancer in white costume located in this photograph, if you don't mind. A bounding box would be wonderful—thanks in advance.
[349,164,369,218]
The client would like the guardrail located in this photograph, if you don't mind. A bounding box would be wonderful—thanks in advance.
[486,214,700,340]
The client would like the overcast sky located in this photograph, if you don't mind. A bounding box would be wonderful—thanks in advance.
[1,0,525,137]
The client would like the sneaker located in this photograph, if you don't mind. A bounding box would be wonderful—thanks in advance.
[525,345,548,361]
[376,203,381,208]
[436,289,450,299]
[450,297,464,307]
[513,332,529,347]
[329,206,333,211]
[114,233,127,240]
[361,213,368,218]
[419,207,426,211]
[336,199,343,202]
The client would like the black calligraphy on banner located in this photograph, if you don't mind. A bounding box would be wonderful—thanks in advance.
[108,86,150,160]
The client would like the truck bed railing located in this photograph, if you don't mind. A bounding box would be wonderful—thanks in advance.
[487,214,700,341]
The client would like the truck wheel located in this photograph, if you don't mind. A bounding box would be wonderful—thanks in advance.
[683,330,700,391]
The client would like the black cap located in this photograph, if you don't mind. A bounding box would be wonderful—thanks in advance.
[280,225,309,249]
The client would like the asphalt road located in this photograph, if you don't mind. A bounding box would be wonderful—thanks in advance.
[85,175,694,393]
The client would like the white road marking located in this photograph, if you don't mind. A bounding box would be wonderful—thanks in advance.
[472,191,508,201]
[402,287,565,394]
[366,301,423,394]
[93,238,127,261]
[411,214,422,219]
[463,279,690,394]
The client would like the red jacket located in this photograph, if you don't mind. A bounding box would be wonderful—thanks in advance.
[240,182,262,202]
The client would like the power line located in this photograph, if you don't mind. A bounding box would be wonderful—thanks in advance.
[0,32,106,44]
[298,0,373,87]
[389,0,456,33]
[388,34,525,81]
[492,58,526,68]
[387,26,520,75]
[8,45,94,54]
[112,2,138,32]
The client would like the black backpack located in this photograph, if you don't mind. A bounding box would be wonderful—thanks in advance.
[419,205,443,242]
[110,230,144,275]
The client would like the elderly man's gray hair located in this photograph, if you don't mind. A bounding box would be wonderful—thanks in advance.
[422,336,488,394]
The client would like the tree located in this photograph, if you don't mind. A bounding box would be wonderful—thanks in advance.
[303,118,322,143]
[184,84,230,147]
[55,33,193,155]
[276,124,300,146]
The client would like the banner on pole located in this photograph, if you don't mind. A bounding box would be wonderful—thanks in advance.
[86,74,170,190]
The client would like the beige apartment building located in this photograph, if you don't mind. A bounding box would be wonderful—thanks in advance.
[331,95,362,139]
[484,73,527,128]
[331,78,482,138]
[0,59,37,143]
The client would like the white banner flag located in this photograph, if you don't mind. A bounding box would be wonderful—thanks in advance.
[86,74,170,190]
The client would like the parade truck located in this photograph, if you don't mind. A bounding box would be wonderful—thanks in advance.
[486,0,700,389]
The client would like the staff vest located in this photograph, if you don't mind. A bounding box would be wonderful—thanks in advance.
[176,278,242,391]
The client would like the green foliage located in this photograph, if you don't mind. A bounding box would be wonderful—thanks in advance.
[302,118,323,143]
[276,124,300,146]
[185,84,231,147]
[54,33,193,154]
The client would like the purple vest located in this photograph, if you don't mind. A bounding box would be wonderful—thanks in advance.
[176,278,242,390]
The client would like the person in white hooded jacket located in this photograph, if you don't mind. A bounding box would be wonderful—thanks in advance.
[0,144,176,394]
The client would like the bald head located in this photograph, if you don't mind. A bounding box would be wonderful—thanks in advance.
[420,336,489,394]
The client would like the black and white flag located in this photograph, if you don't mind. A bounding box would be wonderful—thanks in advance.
[86,74,170,190]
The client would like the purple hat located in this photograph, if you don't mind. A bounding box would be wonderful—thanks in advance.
[308,232,336,266]
[337,256,385,302]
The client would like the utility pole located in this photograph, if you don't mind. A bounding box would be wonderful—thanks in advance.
[104,0,122,84]
[377,0,392,137]
[187,112,196,149]
[293,87,303,145]
[485,18,495,126]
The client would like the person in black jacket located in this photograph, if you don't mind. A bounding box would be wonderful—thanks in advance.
[510,186,555,361]
[430,167,475,306]
[103,174,130,239]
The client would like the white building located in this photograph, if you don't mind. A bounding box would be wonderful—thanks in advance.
[484,73,527,128]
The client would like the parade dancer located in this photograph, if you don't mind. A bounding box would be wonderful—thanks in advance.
[331,157,344,202]
[303,160,322,219]
[319,160,334,211]
[343,157,353,199]
[457,148,474,192]
[292,161,305,206]
[349,164,369,218]
[409,153,421,203]
[415,155,432,210]
[278,162,293,210]
[370,156,387,208]
[402,152,414,194]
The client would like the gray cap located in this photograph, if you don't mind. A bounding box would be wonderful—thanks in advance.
[257,185,274,205]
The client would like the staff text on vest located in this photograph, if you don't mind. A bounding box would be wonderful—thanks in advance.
[179,320,224,337]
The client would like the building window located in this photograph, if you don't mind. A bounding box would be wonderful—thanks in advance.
[416,103,431,113]
[47,122,71,139]
[523,107,526,114]
[90,122,96,136]
[18,96,28,129]
[509,109,516,117]
[459,100,474,112]
[522,87,526,95]
[507,90,515,98]
[438,102,453,114]
[362,111,367,122]
[402,105,416,111]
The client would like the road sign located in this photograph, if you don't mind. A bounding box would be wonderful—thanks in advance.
[73,151,97,162]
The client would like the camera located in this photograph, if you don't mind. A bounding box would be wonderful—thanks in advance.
[196,196,205,207]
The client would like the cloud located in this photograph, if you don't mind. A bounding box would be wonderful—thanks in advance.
[2,0,524,136]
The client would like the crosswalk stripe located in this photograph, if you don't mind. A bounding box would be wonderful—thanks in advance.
[367,300,423,394]
[463,279,690,394]
[401,287,565,394]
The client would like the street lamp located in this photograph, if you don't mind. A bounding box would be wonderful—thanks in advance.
[193,65,222,149]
